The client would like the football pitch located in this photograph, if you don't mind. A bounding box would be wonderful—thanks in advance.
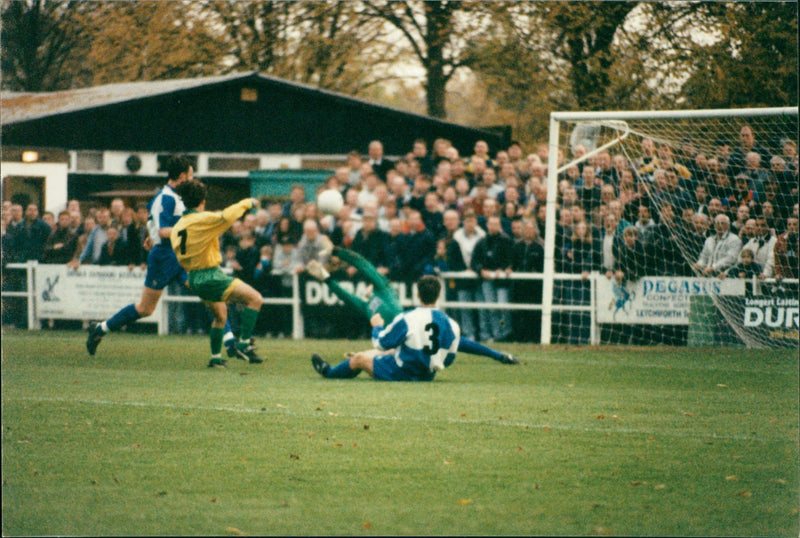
[2,330,798,536]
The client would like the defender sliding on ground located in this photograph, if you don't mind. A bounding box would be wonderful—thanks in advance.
[306,247,519,365]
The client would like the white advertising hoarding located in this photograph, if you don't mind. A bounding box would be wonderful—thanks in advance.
[596,276,745,325]
[35,264,162,321]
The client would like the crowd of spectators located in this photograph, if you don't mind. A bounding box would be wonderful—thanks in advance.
[2,127,798,343]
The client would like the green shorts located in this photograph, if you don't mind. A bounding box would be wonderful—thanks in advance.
[187,267,241,303]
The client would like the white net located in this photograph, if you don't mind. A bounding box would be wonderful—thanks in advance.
[546,108,799,348]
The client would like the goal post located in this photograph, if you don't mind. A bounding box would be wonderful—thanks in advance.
[543,106,799,348]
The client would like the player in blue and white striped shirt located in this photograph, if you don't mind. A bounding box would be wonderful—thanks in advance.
[311,275,460,381]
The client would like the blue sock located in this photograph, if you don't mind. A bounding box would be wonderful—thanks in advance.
[326,359,360,379]
[106,304,141,332]
[222,319,235,349]
[458,336,504,361]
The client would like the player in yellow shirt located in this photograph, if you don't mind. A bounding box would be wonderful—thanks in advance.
[171,180,264,367]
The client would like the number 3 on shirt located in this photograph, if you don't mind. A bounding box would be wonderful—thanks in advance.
[177,229,188,255]
[423,322,440,355]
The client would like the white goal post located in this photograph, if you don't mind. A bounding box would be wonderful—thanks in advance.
[543,107,799,347]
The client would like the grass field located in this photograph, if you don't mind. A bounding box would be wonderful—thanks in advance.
[1,329,798,536]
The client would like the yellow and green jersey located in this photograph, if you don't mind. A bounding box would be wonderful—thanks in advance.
[170,199,254,272]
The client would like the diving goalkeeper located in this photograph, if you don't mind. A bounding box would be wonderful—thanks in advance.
[306,247,519,365]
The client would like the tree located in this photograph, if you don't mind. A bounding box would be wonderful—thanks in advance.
[681,2,798,109]
[200,1,396,96]
[0,0,91,91]
[359,0,482,118]
[85,2,225,85]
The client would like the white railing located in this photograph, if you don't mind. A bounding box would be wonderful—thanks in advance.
[3,262,796,345]
[2,262,303,338]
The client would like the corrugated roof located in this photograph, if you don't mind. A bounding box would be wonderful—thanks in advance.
[1,71,479,132]
[1,72,253,125]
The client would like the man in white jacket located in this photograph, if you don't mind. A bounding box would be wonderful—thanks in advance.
[740,216,776,278]
[694,214,743,277]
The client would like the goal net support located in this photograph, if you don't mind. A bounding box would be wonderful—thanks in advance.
[543,107,798,348]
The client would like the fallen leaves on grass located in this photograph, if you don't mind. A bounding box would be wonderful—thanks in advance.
[456,499,472,505]
[361,522,372,529]
[290,454,300,460]
[737,491,752,498]
[226,527,246,535]
[725,475,739,481]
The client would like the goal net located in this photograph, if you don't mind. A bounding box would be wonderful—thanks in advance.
[543,107,799,348]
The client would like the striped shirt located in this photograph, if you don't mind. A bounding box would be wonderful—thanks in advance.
[372,307,460,376]
[147,185,185,247]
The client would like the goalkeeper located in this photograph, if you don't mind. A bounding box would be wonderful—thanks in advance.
[306,247,519,365]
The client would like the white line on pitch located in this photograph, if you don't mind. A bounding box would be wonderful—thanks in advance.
[8,396,782,443]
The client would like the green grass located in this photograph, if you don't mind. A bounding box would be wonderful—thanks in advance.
[2,329,798,536]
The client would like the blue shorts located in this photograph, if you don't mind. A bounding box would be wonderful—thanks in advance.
[372,354,435,382]
[144,246,188,291]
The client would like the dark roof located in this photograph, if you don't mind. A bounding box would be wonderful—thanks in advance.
[1,72,510,156]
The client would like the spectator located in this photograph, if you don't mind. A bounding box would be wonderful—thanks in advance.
[42,211,56,231]
[506,141,527,178]
[739,218,757,245]
[69,215,96,267]
[467,140,494,175]
[694,214,742,277]
[452,211,485,341]
[600,213,620,275]
[391,210,436,283]
[773,216,799,280]
[108,197,126,228]
[421,190,445,239]
[708,170,733,202]
[579,166,603,212]
[720,248,762,280]
[634,137,658,177]
[759,201,780,235]
[346,150,363,186]
[97,226,131,266]
[707,197,725,222]
[282,184,307,218]
[612,226,648,285]
[11,203,52,262]
[761,177,789,222]
[729,125,772,175]
[740,216,776,278]
[271,237,301,336]
[117,206,141,267]
[68,210,84,236]
[607,200,633,235]
[731,204,751,238]
[357,171,381,209]
[563,220,601,344]
[471,215,514,343]
[692,183,711,217]
[350,208,391,276]
[634,205,657,245]
[512,218,544,342]
[234,234,260,286]
[368,140,395,181]
[743,151,770,202]
[650,202,689,275]
[295,219,333,274]
[72,207,111,266]
[411,138,434,175]
[713,138,733,174]
[41,210,78,264]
